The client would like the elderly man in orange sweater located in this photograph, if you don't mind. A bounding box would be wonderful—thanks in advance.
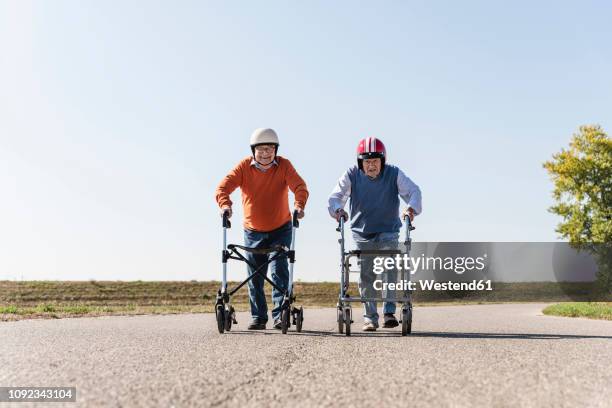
[215,128,309,330]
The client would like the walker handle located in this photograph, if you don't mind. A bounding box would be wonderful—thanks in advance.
[403,211,416,231]
[292,210,300,228]
[406,216,415,231]
[336,216,344,232]
[402,216,414,247]
[222,210,231,228]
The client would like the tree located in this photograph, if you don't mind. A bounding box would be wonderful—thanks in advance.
[543,125,612,294]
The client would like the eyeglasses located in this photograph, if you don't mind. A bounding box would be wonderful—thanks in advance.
[254,145,275,153]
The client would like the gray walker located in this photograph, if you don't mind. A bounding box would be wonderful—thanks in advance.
[336,216,415,336]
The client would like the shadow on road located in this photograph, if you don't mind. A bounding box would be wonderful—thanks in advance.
[408,332,612,340]
[224,329,612,340]
[224,329,331,337]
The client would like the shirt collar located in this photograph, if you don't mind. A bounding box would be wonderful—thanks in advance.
[250,157,278,172]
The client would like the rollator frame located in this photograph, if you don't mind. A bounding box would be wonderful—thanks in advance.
[215,210,303,334]
[336,215,415,336]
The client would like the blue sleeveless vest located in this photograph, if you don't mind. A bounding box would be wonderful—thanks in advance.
[348,164,401,234]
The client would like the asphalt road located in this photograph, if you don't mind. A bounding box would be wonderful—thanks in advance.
[1,304,611,407]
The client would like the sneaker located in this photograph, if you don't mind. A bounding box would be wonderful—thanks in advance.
[362,322,377,331]
[247,318,267,330]
[273,318,282,329]
[383,313,399,328]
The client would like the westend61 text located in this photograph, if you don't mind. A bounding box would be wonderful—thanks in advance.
[373,279,493,291]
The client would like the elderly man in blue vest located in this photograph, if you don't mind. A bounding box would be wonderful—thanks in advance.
[328,137,422,331]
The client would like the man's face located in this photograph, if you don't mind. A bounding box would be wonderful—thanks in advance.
[254,144,276,166]
[363,158,381,178]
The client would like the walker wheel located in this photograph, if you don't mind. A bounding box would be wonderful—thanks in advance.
[344,308,351,337]
[337,308,344,334]
[224,306,233,331]
[401,306,412,336]
[215,304,225,334]
[281,307,290,334]
[295,306,303,332]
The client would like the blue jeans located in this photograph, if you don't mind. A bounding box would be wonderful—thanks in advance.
[353,231,399,324]
[244,222,292,322]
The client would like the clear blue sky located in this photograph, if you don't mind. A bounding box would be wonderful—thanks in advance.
[1,1,610,281]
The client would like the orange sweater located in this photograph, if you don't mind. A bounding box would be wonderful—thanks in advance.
[215,156,309,232]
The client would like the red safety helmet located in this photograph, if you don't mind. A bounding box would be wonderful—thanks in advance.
[356,137,386,170]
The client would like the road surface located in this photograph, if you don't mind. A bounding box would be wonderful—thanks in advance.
[1,304,611,407]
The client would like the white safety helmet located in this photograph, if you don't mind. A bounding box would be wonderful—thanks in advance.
[250,128,279,155]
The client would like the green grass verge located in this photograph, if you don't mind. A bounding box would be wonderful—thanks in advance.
[542,302,612,320]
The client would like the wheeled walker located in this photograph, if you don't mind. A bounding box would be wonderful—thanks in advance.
[336,215,415,336]
[215,210,304,334]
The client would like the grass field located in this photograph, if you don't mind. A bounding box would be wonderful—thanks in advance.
[1,280,609,321]
[0,281,340,321]
[542,302,612,320]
